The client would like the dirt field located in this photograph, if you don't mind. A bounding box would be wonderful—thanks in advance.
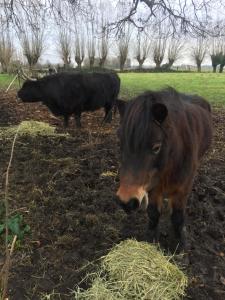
[0,90,225,300]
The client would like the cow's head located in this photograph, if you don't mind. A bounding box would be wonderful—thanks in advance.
[17,80,42,102]
[116,93,169,213]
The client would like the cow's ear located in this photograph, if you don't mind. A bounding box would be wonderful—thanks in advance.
[116,99,127,120]
[151,103,168,124]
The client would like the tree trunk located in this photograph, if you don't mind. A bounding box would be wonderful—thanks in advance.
[99,57,106,68]
[75,57,82,69]
[89,57,95,68]
[219,64,225,73]
[138,62,143,69]
[136,56,145,70]
[168,59,175,69]
[120,64,124,71]
[197,63,201,72]
[1,63,8,73]
[155,61,161,69]
[120,57,126,71]
[212,65,217,73]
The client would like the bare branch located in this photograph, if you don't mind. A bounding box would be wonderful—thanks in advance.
[107,0,225,37]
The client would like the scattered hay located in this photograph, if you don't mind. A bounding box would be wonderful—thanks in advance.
[100,171,117,177]
[0,121,67,137]
[75,239,188,300]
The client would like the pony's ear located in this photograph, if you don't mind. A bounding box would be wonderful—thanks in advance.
[151,103,168,124]
[116,99,128,120]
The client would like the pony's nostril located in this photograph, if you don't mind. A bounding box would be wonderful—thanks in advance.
[115,195,140,214]
[128,198,140,210]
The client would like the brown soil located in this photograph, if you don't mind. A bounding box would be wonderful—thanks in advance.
[0,90,225,300]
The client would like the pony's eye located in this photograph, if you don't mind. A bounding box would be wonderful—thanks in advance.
[152,143,161,154]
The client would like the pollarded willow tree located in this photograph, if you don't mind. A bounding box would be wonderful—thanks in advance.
[98,27,109,68]
[152,37,167,69]
[18,3,47,70]
[71,8,85,69]
[74,31,85,69]
[191,37,207,72]
[210,37,223,73]
[87,24,96,68]
[167,37,184,69]
[117,24,131,71]
[96,1,111,68]
[218,42,225,73]
[150,17,170,69]
[134,31,151,69]
[57,28,71,68]
[21,30,45,69]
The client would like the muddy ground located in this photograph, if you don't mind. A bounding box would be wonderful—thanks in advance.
[0,90,225,300]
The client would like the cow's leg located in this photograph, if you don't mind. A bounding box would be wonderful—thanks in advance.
[104,104,113,123]
[63,115,69,128]
[74,111,82,128]
[147,191,163,243]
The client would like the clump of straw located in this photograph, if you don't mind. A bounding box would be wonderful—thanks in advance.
[8,121,56,136]
[75,239,188,300]
[0,121,67,137]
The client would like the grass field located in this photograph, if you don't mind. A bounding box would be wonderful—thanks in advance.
[0,73,20,89]
[1,72,225,105]
[119,73,225,105]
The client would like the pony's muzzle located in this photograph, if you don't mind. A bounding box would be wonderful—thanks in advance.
[116,185,149,213]
[116,196,140,214]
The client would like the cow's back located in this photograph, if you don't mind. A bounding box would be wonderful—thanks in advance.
[84,72,120,97]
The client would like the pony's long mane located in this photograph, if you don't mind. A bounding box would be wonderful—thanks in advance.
[121,91,165,154]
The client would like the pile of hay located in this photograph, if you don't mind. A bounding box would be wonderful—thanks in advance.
[75,239,188,300]
[0,121,66,137]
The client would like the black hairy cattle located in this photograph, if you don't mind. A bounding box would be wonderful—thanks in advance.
[17,71,120,127]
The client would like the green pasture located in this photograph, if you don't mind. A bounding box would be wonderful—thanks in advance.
[119,73,225,106]
[0,73,20,89]
[0,72,225,105]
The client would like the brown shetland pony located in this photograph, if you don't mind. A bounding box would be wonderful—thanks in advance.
[116,88,212,249]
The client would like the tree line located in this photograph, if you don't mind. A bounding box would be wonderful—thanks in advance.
[0,1,225,73]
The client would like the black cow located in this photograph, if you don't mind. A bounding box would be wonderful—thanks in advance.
[17,72,120,127]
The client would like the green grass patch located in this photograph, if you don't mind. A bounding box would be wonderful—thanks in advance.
[75,239,188,300]
[119,72,225,105]
[0,73,20,89]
